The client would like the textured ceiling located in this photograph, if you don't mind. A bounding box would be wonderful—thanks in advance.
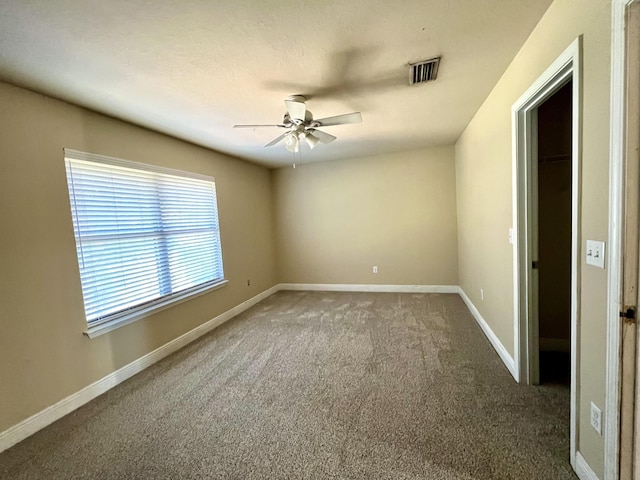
[0,0,552,168]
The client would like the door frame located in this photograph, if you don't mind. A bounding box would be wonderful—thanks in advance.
[605,1,640,478]
[511,37,582,467]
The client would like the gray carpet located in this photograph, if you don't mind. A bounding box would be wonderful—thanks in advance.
[0,292,577,479]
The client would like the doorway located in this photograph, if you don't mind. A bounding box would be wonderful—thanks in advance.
[536,81,573,386]
[512,37,581,468]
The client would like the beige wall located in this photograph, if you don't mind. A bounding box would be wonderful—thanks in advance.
[455,0,611,475]
[273,147,458,286]
[0,82,277,433]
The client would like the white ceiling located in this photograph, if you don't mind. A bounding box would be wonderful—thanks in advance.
[0,0,552,168]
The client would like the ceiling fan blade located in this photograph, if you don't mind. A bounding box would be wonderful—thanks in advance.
[233,124,285,128]
[284,96,306,121]
[264,132,288,147]
[308,129,337,144]
[313,112,362,127]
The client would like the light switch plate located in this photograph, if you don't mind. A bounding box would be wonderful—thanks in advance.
[586,240,605,268]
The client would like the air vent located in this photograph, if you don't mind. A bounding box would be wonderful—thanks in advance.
[409,57,441,85]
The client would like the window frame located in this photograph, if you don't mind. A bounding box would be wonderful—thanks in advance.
[64,149,227,338]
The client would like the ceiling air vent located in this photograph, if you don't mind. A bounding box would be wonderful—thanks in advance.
[409,57,441,85]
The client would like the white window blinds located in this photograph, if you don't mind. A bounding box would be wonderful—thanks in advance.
[64,150,224,330]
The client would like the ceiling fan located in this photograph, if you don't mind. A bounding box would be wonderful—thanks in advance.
[233,95,362,152]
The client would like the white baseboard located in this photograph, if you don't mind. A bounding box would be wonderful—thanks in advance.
[457,288,518,381]
[278,283,460,293]
[0,284,279,454]
[575,451,600,480]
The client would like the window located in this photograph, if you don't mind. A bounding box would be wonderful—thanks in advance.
[64,149,225,337]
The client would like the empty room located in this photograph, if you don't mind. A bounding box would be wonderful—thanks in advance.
[0,1,636,479]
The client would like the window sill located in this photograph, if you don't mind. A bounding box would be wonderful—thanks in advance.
[83,279,228,339]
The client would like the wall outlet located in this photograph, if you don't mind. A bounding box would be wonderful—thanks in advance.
[508,228,514,245]
[247,279,251,286]
[480,289,484,301]
[590,401,602,435]
[372,266,378,274]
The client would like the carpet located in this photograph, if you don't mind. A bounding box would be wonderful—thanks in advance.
[0,291,577,479]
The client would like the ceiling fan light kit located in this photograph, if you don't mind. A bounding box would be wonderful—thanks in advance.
[233,95,362,153]
[304,133,320,149]
[284,132,299,153]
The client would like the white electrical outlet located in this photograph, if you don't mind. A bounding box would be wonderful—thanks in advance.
[590,402,602,435]
[586,240,605,269]
[508,228,514,245]
[372,266,378,274]
[481,289,484,301]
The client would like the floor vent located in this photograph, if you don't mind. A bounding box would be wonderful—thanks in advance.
[409,57,441,85]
